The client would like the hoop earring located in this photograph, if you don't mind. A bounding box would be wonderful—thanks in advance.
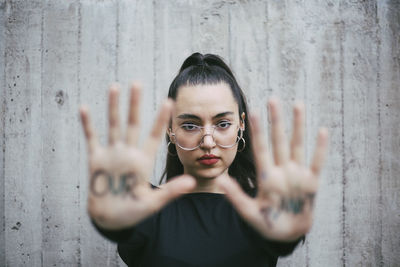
[237,137,246,152]
[167,142,177,156]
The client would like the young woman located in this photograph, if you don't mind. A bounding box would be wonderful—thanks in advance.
[79,53,328,266]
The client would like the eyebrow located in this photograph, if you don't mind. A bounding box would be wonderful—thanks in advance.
[176,111,234,120]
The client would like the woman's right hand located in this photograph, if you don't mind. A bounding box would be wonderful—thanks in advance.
[80,83,195,230]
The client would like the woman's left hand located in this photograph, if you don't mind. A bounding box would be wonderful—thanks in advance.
[217,98,328,241]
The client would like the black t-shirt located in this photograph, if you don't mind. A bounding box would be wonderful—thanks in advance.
[94,192,303,267]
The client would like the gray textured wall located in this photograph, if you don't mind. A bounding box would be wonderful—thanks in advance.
[1,0,399,266]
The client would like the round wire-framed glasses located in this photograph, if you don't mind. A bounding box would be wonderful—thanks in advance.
[169,122,243,151]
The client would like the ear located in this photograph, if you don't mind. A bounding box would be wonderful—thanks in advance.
[167,128,176,144]
[240,112,246,131]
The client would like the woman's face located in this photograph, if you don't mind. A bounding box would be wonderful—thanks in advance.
[170,82,244,180]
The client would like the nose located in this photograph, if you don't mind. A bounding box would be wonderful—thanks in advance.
[200,134,216,149]
[200,125,216,149]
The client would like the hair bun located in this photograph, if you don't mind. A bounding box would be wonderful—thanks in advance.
[179,53,234,78]
[179,52,207,72]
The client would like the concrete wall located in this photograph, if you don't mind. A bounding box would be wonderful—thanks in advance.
[1,0,399,266]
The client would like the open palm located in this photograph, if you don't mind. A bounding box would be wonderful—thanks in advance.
[80,84,195,230]
[218,98,328,241]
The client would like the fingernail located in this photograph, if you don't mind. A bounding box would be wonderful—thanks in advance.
[131,81,142,89]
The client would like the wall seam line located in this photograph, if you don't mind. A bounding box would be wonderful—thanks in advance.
[152,0,156,112]
[375,3,383,265]
[339,18,346,267]
[2,0,8,264]
[76,0,82,265]
[115,0,119,82]
[40,1,44,266]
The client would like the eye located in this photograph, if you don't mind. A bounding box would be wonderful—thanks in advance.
[181,123,200,132]
[216,121,232,129]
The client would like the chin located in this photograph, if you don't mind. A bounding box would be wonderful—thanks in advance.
[191,167,227,180]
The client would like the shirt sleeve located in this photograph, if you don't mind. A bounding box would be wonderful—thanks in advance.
[243,220,305,258]
[91,220,136,243]
[92,216,158,266]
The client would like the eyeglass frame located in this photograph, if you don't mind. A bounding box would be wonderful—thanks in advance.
[168,122,245,151]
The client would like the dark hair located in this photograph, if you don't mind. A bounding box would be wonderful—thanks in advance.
[160,53,256,196]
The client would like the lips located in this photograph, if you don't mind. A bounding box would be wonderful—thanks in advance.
[198,154,220,165]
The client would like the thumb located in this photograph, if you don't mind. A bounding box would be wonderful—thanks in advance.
[150,175,196,211]
[217,177,258,220]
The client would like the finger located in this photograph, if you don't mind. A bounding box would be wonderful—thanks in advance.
[126,82,142,146]
[79,106,99,153]
[217,177,259,220]
[249,113,272,183]
[148,175,196,212]
[310,128,329,176]
[143,99,173,159]
[290,101,305,164]
[269,98,289,165]
[108,84,121,145]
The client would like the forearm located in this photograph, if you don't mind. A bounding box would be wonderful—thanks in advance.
[91,218,135,243]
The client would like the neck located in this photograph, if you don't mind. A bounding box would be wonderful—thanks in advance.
[190,172,230,194]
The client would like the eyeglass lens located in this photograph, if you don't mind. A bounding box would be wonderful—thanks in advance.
[173,124,240,150]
